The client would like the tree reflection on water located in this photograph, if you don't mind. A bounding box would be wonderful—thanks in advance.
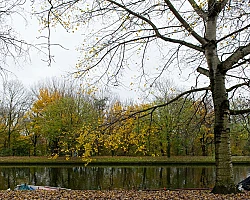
[0,165,248,190]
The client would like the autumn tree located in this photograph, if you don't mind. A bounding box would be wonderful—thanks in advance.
[28,88,61,155]
[230,96,250,155]
[28,79,103,156]
[37,0,250,193]
[194,99,214,156]
[150,80,214,156]
[23,112,43,156]
[153,100,180,157]
[102,101,156,156]
[0,80,31,155]
[25,81,65,156]
[153,95,213,157]
[151,81,180,157]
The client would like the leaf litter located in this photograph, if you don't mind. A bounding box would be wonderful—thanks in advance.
[0,190,249,199]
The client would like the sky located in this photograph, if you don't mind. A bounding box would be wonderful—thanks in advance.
[9,9,78,85]
[6,6,143,101]
[5,1,200,102]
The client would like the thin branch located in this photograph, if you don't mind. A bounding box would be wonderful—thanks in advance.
[150,45,182,87]
[46,0,53,66]
[72,35,157,75]
[227,82,250,93]
[216,24,250,44]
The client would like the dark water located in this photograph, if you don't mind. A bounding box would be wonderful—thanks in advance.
[0,165,249,190]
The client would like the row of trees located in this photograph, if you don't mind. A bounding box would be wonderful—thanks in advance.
[0,79,249,158]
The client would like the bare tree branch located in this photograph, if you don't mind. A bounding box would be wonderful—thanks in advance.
[216,24,250,44]
[105,86,211,126]
[222,44,250,71]
[188,0,207,19]
[227,82,250,93]
[197,67,209,77]
[107,0,204,52]
[230,108,250,115]
[164,0,207,46]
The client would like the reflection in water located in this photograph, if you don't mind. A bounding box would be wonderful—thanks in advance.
[0,165,248,190]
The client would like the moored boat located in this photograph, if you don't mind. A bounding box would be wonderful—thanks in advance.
[14,183,71,191]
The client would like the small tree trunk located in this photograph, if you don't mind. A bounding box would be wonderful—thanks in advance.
[200,134,207,156]
[33,135,38,156]
[166,133,171,157]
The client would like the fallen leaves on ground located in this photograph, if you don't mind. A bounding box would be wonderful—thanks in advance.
[0,190,249,199]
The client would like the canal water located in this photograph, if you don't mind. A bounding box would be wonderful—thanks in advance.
[0,165,249,190]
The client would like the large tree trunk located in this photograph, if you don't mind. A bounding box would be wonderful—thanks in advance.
[205,7,238,193]
[211,71,238,194]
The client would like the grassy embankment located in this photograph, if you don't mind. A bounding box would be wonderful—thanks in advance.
[0,156,250,165]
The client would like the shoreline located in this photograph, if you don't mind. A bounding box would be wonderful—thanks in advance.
[0,156,249,165]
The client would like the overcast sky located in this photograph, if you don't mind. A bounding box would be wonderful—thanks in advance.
[5,5,142,101]
[6,2,200,102]
[8,8,77,84]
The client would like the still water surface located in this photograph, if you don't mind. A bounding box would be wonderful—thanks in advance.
[0,165,249,190]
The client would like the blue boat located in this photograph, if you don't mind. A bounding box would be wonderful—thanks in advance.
[14,183,71,191]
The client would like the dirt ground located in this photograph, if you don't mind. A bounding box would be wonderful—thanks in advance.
[0,190,249,200]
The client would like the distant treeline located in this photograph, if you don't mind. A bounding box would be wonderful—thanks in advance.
[0,79,249,157]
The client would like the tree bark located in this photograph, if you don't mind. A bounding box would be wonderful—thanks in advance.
[205,3,238,193]
[211,71,238,194]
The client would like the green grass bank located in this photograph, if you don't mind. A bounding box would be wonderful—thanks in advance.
[0,156,250,165]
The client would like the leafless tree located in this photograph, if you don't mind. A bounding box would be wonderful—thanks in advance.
[0,79,31,152]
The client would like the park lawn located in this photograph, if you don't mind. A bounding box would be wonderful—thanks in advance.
[0,156,249,165]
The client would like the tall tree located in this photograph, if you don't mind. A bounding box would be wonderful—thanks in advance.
[38,0,250,193]
[0,80,30,154]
